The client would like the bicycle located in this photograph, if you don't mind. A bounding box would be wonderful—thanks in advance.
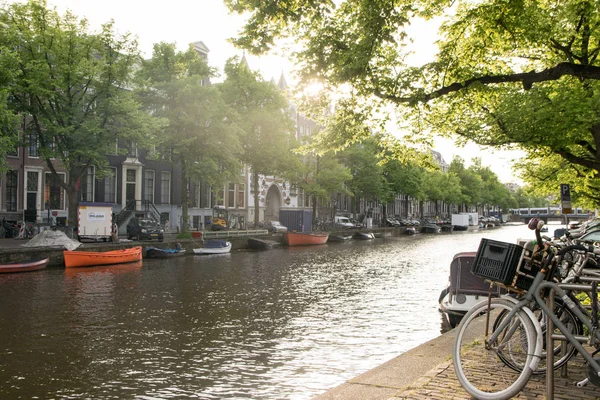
[14,221,37,239]
[453,219,600,399]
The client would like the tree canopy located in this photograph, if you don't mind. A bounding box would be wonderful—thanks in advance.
[0,0,160,226]
[136,43,242,233]
[227,0,600,203]
[220,58,297,225]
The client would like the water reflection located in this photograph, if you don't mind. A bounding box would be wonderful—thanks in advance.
[0,224,540,399]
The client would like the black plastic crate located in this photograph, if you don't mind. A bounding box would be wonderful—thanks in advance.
[472,239,525,286]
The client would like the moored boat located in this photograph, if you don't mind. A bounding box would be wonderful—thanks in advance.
[0,257,49,274]
[452,225,469,231]
[404,226,417,235]
[193,240,232,255]
[327,234,352,242]
[63,246,142,268]
[247,237,281,250]
[283,232,329,246]
[438,251,505,327]
[145,246,186,259]
[353,231,375,240]
[421,223,441,233]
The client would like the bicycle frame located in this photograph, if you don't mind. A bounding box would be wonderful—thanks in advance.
[488,264,600,381]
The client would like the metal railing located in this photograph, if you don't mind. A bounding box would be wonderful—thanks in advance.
[202,229,269,239]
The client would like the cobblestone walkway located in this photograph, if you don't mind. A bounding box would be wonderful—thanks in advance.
[393,355,599,399]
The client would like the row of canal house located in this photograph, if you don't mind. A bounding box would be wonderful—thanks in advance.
[0,40,453,233]
[0,120,451,233]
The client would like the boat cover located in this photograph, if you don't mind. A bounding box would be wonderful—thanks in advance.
[146,247,181,254]
[204,240,228,248]
[23,230,82,251]
[449,252,502,296]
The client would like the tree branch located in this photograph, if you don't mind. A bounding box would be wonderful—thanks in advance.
[374,62,600,104]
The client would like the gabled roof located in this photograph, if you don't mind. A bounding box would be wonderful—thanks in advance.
[191,41,210,56]
[278,72,288,91]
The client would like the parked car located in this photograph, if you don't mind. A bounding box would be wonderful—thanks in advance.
[334,216,355,229]
[127,218,164,241]
[266,221,288,233]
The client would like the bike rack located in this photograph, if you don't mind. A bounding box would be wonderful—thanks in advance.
[546,290,554,399]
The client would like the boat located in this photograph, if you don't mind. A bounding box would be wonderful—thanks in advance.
[438,251,505,328]
[64,260,143,276]
[63,246,142,268]
[353,231,375,240]
[452,225,469,231]
[404,226,417,235]
[0,257,49,273]
[145,246,186,259]
[421,223,441,233]
[328,234,352,242]
[283,232,329,246]
[247,237,281,250]
[193,240,232,255]
[372,231,390,238]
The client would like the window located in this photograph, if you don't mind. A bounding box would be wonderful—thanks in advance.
[80,166,94,202]
[227,183,235,208]
[28,132,38,157]
[26,171,38,192]
[198,182,211,208]
[215,188,224,206]
[126,169,136,184]
[128,141,138,157]
[160,171,171,204]
[237,184,245,208]
[298,124,305,138]
[104,168,116,203]
[7,145,17,157]
[6,170,17,212]
[144,170,155,203]
[44,172,65,210]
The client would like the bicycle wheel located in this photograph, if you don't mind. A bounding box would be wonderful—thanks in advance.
[453,298,538,400]
[495,297,582,374]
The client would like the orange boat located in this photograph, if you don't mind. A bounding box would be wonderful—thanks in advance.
[63,246,142,268]
[283,232,329,246]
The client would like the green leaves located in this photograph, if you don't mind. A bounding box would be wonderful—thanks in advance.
[231,0,600,207]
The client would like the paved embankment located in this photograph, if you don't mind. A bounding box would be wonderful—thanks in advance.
[314,328,598,400]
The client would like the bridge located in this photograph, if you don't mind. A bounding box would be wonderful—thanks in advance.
[514,212,590,224]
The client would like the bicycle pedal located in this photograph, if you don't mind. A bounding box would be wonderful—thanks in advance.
[577,377,589,387]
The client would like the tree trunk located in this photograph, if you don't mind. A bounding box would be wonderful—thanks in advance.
[253,171,260,226]
[181,160,189,234]
[312,194,318,230]
[67,183,79,235]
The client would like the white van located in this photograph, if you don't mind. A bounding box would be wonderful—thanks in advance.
[334,216,355,229]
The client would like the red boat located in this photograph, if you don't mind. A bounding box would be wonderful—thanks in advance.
[0,258,49,273]
[63,246,142,268]
[283,232,329,246]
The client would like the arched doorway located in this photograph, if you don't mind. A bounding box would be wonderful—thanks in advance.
[265,185,281,221]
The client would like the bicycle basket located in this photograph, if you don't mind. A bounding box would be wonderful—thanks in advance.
[472,239,525,287]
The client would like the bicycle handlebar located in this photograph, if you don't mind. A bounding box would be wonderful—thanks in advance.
[556,244,595,256]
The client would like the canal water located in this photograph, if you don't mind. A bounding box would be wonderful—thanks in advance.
[0,223,553,399]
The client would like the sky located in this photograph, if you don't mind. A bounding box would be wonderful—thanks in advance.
[25,0,523,184]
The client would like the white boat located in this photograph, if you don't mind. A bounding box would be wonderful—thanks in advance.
[193,240,232,255]
[438,251,506,327]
